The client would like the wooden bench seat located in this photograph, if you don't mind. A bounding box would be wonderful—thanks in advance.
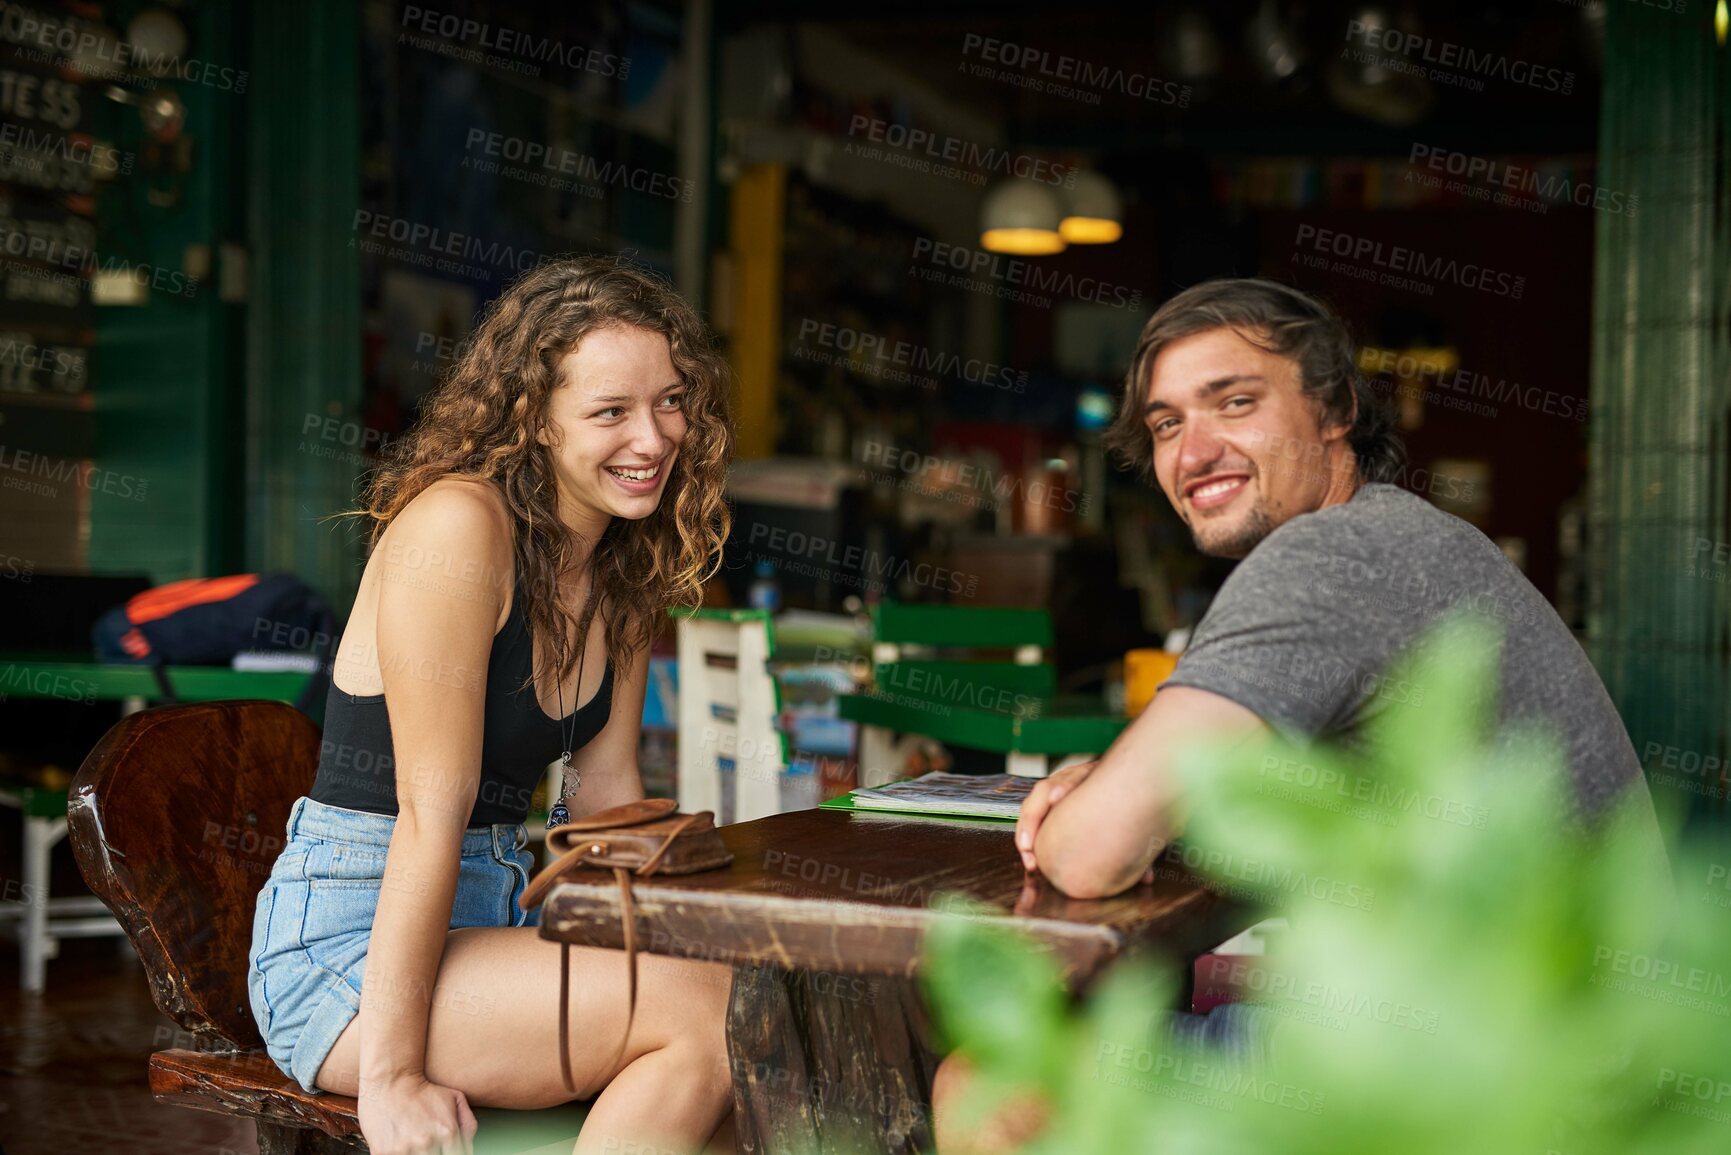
[147,1047,593,1153]
[149,1049,362,1143]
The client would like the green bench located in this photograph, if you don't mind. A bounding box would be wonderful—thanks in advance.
[0,655,314,711]
[836,603,1127,783]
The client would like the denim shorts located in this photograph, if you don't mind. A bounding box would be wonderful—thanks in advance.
[247,796,540,1093]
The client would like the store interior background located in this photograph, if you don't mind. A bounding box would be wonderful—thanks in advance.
[2,0,1724,834]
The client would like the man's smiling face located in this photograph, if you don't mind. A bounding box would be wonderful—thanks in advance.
[1143,326,1357,558]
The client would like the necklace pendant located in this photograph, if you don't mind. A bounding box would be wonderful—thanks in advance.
[560,750,572,767]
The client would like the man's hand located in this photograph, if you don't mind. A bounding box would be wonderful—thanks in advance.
[1016,759,1156,886]
[1024,687,1267,899]
[1015,760,1097,873]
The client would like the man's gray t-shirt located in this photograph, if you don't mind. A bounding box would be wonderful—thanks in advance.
[1164,483,1655,826]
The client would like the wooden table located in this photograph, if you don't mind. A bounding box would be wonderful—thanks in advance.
[538,807,1251,1153]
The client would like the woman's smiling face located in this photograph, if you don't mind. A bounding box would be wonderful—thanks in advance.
[538,324,688,539]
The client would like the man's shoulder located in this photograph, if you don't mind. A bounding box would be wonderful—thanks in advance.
[1249,483,1488,567]
[1274,482,1462,539]
[1210,482,1531,632]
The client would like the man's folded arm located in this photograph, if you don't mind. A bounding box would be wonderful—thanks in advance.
[1034,685,1267,899]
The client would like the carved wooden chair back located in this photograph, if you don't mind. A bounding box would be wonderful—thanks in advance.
[69,700,320,1050]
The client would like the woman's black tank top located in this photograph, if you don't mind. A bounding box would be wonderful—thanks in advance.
[309,570,613,827]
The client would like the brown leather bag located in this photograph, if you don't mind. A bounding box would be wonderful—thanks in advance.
[518,797,733,1092]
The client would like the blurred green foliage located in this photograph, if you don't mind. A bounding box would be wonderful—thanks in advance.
[924,616,1730,1154]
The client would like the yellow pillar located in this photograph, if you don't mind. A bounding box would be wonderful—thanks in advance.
[727,163,785,460]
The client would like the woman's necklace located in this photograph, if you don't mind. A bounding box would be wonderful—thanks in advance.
[547,587,595,829]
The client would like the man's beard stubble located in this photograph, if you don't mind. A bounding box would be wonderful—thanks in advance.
[1189,501,1278,560]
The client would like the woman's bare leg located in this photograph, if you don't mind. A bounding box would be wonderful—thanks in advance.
[932,1052,1051,1155]
[703,1112,737,1154]
[315,925,734,1153]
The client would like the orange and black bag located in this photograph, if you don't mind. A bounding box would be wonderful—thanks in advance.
[90,573,334,712]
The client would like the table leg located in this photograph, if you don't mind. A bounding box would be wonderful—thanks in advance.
[726,964,939,1154]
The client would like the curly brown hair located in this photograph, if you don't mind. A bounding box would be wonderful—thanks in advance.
[352,256,732,692]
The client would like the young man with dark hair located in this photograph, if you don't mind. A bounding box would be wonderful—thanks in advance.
[1015,276,1661,900]
[932,275,1666,1155]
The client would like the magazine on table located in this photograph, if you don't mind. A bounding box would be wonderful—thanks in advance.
[842,772,1035,820]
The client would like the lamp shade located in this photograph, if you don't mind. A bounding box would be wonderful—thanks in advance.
[1060,171,1123,244]
[128,8,189,70]
[980,180,1066,255]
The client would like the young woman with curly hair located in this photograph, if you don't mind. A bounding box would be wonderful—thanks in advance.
[247,257,735,1155]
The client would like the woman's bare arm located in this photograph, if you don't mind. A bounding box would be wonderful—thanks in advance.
[561,638,651,817]
[359,482,511,1096]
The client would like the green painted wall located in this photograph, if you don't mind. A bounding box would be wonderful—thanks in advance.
[88,0,247,581]
[87,0,363,618]
[1589,3,1731,829]
[243,1,363,613]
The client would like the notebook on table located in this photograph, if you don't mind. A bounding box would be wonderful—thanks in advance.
[820,772,1033,822]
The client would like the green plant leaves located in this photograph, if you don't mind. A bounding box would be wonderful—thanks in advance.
[921,615,1727,1154]
[923,898,1071,1087]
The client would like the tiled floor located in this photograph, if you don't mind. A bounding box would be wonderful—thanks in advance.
[0,938,256,1155]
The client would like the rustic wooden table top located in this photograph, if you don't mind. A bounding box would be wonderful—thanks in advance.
[538,807,1248,980]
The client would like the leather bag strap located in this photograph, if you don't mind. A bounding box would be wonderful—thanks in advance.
[636,813,701,877]
[555,814,703,1094]
[558,940,573,1093]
